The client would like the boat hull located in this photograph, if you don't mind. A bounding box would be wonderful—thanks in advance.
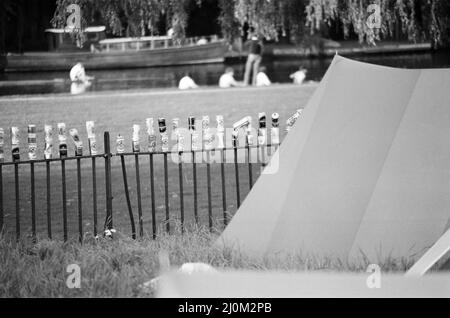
[5,41,228,72]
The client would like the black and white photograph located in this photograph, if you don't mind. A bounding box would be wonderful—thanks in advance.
[0,0,449,302]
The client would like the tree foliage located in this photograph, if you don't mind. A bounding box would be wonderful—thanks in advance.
[52,0,450,47]
[220,0,450,47]
[52,0,200,38]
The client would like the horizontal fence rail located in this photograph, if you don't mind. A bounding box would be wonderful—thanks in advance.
[0,111,303,242]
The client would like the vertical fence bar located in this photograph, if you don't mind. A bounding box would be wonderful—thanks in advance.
[220,149,227,226]
[132,125,143,238]
[0,127,3,234]
[0,165,3,234]
[192,151,198,224]
[246,119,254,190]
[146,119,157,239]
[247,145,253,190]
[44,125,53,239]
[173,118,184,233]
[30,162,36,241]
[216,115,227,227]
[69,128,83,243]
[135,154,143,238]
[189,117,199,225]
[104,132,113,232]
[14,163,20,240]
[206,151,213,231]
[163,153,170,233]
[46,161,52,239]
[86,121,98,237]
[61,159,67,241]
[28,125,37,241]
[14,163,20,241]
[91,157,98,237]
[260,146,266,170]
[120,155,136,239]
[258,112,267,172]
[178,153,185,233]
[233,147,241,208]
[58,123,68,241]
[76,158,83,243]
[149,154,156,239]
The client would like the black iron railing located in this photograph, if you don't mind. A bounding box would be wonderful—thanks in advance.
[0,131,280,242]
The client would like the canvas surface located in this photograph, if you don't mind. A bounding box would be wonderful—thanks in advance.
[218,56,450,262]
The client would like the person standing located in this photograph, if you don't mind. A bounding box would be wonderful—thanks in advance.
[243,33,263,86]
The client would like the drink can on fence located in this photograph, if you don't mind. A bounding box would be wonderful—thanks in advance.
[27,125,37,161]
[188,116,195,131]
[116,134,125,154]
[86,121,97,155]
[258,112,267,146]
[216,115,225,149]
[232,116,252,148]
[69,128,83,157]
[202,116,214,150]
[0,128,4,162]
[44,125,53,159]
[271,113,280,145]
[271,113,280,127]
[146,118,157,152]
[286,109,302,132]
[132,124,140,153]
[159,118,169,152]
[189,116,200,151]
[246,116,253,146]
[57,123,68,158]
[172,118,184,152]
[11,127,20,161]
[172,118,180,133]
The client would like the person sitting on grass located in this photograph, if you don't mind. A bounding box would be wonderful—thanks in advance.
[70,62,94,83]
[70,62,94,95]
[290,66,308,85]
[256,66,271,87]
[178,72,199,90]
[219,67,240,88]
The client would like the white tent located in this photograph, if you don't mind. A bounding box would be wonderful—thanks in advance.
[218,55,450,263]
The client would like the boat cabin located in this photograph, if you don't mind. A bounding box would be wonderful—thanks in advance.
[98,35,220,52]
[45,26,106,52]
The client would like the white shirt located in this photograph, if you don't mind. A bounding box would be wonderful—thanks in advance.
[290,70,306,85]
[70,63,87,82]
[178,76,198,90]
[256,72,271,86]
[219,73,238,88]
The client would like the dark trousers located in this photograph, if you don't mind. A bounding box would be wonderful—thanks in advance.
[244,53,262,85]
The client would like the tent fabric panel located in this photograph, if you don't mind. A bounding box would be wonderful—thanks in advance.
[267,57,420,258]
[217,55,339,254]
[350,69,450,262]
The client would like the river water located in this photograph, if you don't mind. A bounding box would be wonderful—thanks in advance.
[1,50,449,96]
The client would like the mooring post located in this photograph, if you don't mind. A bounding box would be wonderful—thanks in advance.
[104,131,113,231]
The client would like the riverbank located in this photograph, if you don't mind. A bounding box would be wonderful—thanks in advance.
[226,40,433,60]
[2,48,450,96]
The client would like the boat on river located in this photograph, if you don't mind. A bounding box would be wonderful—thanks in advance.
[4,27,228,72]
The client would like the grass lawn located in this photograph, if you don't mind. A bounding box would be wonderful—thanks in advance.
[0,84,316,240]
[0,226,412,298]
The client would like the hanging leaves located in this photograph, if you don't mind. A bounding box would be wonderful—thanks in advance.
[51,0,450,47]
